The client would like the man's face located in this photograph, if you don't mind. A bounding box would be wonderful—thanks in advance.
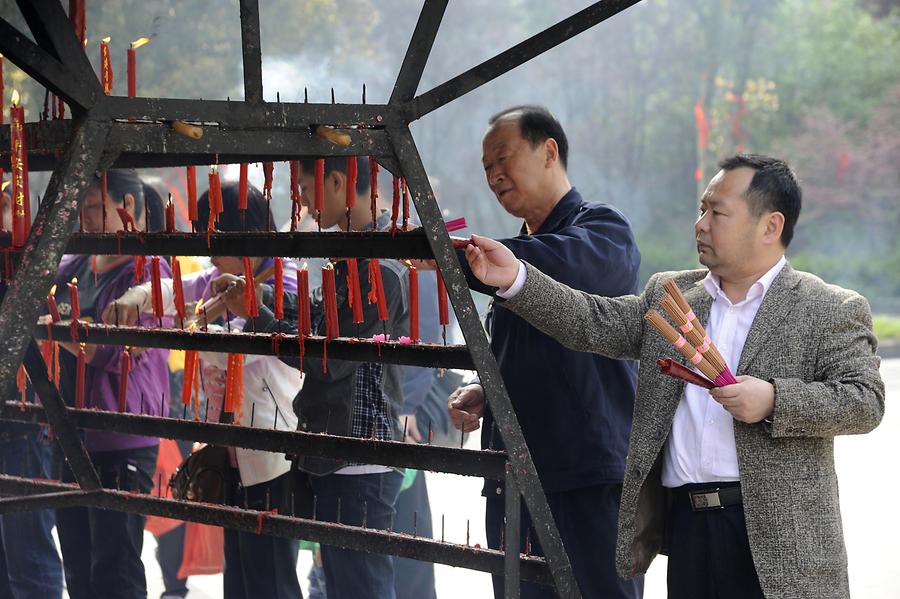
[481,120,550,218]
[210,256,244,276]
[694,167,768,276]
[80,187,134,233]
[298,167,345,229]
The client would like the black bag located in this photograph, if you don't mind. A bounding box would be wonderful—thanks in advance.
[169,445,229,503]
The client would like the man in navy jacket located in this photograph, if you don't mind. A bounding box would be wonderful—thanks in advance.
[448,105,642,599]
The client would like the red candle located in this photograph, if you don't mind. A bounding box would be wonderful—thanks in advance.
[150,256,164,319]
[126,47,136,97]
[314,159,325,216]
[207,167,222,231]
[367,259,389,322]
[262,162,274,200]
[289,161,301,230]
[322,263,340,338]
[402,177,410,231]
[224,353,244,415]
[368,156,379,223]
[67,278,81,321]
[274,257,284,320]
[75,344,86,409]
[118,349,130,412]
[437,270,449,326]
[345,156,358,210]
[243,257,259,318]
[0,56,4,125]
[46,284,61,322]
[346,258,364,324]
[100,38,113,95]
[165,197,175,232]
[408,263,419,342]
[172,257,187,321]
[133,255,146,285]
[238,163,249,211]
[9,94,30,248]
[186,166,198,223]
[69,0,86,45]
[181,350,197,406]
[390,175,400,232]
[298,265,310,336]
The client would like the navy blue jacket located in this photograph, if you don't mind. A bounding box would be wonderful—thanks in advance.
[462,188,640,495]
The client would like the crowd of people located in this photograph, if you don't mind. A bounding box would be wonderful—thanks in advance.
[0,104,885,599]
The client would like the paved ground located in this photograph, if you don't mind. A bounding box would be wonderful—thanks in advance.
[66,358,898,598]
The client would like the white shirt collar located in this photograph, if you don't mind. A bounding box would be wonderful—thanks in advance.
[702,255,786,306]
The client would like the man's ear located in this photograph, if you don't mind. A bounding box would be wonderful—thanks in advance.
[328,170,345,195]
[544,138,559,167]
[763,211,785,246]
[123,192,136,215]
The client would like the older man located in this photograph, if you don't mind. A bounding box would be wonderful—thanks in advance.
[461,154,885,599]
[449,105,643,598]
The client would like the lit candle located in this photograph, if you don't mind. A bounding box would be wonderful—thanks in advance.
[172,257,187,321]
[9,90,30,248]
[437,270,449,326]
[314,159,325,217]
[186,166,198,225]
[118,349,130,412]
[75,344,86,409]
[262,162,274,200]
[390,175,400,233]
[345,156,357,210]
[274,257,284,320]
[165,195,175,232]
[367,259,389,322]
[402,177,410,231]
[67,277,81,321]
[298,264,310,336]
[127,37,150,98]
[369,156,379,224]
[46,284,61,322]
[243,257,259,318]
[322,262,340,338]
[99,37,113,95]
[346,258,364,324]
[238,163,249,212]
[150,256,164,319]
[408,262,419,342]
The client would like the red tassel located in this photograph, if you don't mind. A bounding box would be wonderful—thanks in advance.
[262,162,274,200]
[367,259,389,322]
[346,258,364,324]
[274,257,284,320]
[243,257,259,318]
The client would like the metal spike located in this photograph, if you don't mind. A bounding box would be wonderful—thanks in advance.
[331,88,335,104]
[276,91,281,103]
[266,487,271,511]
[337,497,342,524]
[250,403,256,427]
[313,494,318,520]
[413,511,418,537]
[362,83,366,104]
[363,501,368,528]
[402,416,408,440]
[291,491,296,517]
[466,519,470,546]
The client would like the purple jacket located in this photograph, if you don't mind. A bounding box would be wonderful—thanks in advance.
[55,255,171,452]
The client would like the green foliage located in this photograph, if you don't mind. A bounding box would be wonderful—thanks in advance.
[873,315,900,342]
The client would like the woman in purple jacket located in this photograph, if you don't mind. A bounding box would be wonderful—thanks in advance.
[51,170,170,599]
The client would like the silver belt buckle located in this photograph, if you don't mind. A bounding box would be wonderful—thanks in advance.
[690,489,722,510]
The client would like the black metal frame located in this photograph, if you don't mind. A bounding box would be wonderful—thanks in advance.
[0,1,641,597]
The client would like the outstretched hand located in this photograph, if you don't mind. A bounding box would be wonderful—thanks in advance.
[464,235,519,289]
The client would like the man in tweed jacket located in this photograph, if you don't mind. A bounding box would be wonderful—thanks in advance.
[456,154,885,598]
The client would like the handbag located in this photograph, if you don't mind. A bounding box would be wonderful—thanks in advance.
[169,445,229,503]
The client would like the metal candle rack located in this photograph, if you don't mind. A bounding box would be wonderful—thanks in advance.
[0,1,641,597]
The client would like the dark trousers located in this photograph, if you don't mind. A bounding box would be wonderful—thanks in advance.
[392,470,436,599]
[486,483,643,599]
[666,483,764,599]
[222,470,301,599]
[311,470,404,599]
[0,432,63,599]
[56,445,158,599]
[156,524,188,598]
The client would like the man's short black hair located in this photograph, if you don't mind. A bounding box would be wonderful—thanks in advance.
[298,157,371,195]
[488,105,569,169]
[194,182,273,232]
[718,153,802,247]
[96,169,144,216]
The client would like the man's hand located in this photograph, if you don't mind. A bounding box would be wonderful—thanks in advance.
[710,375,775,424]
[401,413,423,444]
[464,235,519,289]
[211,273,249,319]
[101,288,148,326]
[448,384,485,433]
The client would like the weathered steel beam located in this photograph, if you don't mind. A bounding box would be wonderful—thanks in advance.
[389,0,449,104]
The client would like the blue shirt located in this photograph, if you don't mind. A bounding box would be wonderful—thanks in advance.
[462,188,640,494]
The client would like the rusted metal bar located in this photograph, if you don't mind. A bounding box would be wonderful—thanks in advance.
[0,474,554,585]
[389,0,449,104]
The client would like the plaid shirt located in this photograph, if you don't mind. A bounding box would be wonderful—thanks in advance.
[351,362,394,442]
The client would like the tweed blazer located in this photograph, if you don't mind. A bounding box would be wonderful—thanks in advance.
[502,261,885,599]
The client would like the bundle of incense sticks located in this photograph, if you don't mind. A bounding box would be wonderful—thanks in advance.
[193,264,276,326]
[656,359,715,389]
[661,279,738,386]
[644,310,721,384]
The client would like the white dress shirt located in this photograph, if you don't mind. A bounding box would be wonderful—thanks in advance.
[661,255,786,487]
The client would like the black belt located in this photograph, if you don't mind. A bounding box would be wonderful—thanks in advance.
[677,484,743,511]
